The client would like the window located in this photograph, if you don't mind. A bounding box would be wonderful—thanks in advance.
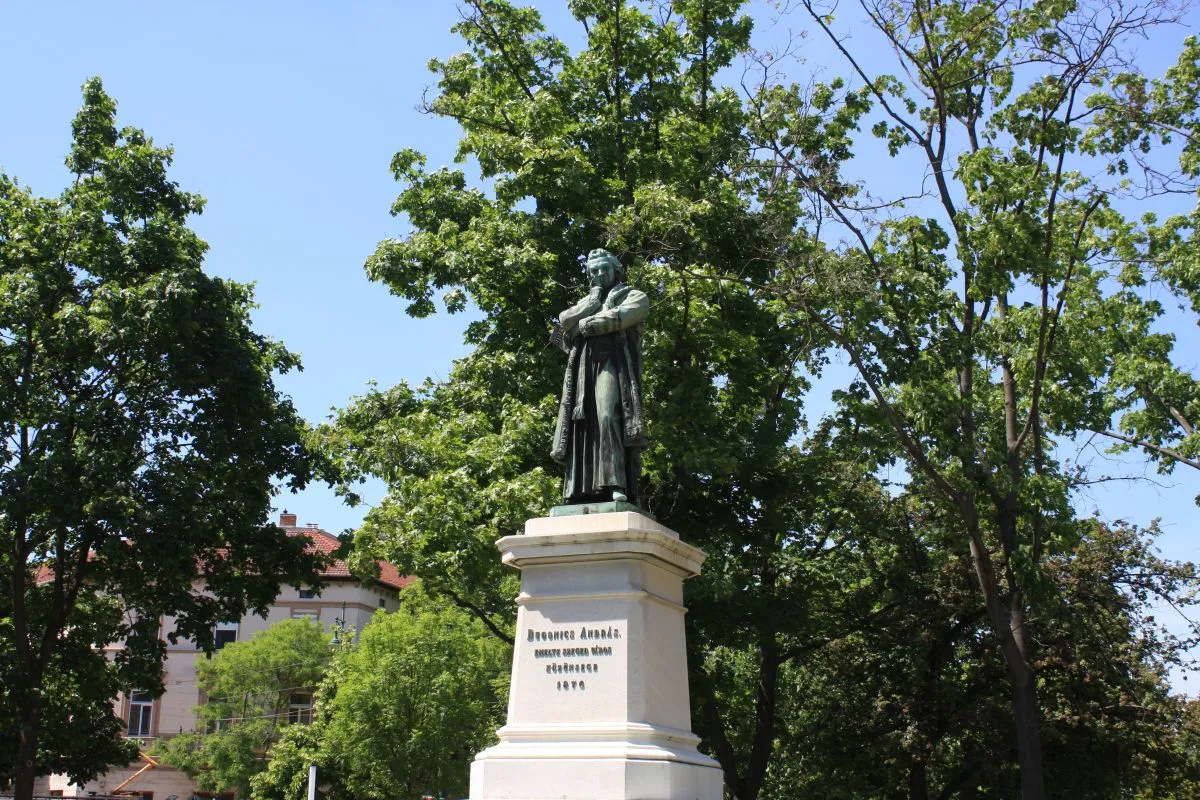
[298,588,316,599]
[127,690,153,737]
[379,597,387,608]
[214,620,238,650]
[287,693,312,725]
[292,609,320,621]
[169,624,198,650]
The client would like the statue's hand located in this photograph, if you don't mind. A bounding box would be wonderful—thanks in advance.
[581,286,603,311]
[560,288,603,331]
[578,312,618,337]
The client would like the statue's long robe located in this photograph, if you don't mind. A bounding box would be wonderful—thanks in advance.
[551,283,648,502]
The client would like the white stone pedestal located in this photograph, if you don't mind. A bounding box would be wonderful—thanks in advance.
[470,511,723,800]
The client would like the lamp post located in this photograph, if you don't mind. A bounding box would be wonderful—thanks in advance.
[329,601,348,646]
[308,605,348,800]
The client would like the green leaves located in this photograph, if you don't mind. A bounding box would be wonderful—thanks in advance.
[330,1,1200,797]
[318,376,555,641]
[250,586,510,800]
[158,619,332,796]
[1,78,326,794]
[66,77,118,174]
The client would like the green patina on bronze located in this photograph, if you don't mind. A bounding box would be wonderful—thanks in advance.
[550,249,649,506]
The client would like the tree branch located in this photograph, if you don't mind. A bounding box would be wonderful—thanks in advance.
[1096,429,1200,472]
[441,584,515,645]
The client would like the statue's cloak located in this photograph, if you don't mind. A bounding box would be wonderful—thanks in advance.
[551,283,648,475]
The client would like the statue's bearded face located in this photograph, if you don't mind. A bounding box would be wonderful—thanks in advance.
[587,256,617,290]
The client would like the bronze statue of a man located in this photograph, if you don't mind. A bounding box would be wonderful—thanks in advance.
[551,249,649,504]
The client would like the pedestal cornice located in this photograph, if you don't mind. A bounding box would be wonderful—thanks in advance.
[498,511,706,577]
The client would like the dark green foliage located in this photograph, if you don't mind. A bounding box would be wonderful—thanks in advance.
[0,79,325,799]
[0,590,141,788]
[761,512,1200,799]
[739,0,1200,794]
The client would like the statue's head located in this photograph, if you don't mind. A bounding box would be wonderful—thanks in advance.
[586,248,624,290]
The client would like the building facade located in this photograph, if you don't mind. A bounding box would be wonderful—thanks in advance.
[34,512,409,800]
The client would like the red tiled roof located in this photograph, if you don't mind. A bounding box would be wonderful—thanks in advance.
[34,526,412,593]
[34,563,55,585]
[286,525,412,591]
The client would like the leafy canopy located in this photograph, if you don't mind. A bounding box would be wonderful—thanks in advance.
[321,1,1200,798]
[0,78,325,797]
[251,585,510,800]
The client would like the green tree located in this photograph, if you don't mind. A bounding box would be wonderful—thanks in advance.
[765,495,1011,798]
[762,507,1200,799]
[0,588,142,791]
[315,4,892,800]
[740,0,1200,794]
[252,585,510,800]
[320,1,1200,796]
[158,618,331,796]
[1037,521,1200,798]
[0,79,325,800]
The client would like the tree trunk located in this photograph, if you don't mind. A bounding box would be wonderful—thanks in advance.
[739,638,781,800]
[1005,648,1046,800]
[986,588,1046,798]
[909,759,929,800]
[14,701,43,800]
[963,517,1046,799]
[700,693,741,799]
[695,636,781,800]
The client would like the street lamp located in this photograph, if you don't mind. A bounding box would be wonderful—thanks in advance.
[329,601,348,646]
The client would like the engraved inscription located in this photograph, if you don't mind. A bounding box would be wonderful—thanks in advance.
[527,626,621,642]
[545,662,600,674]
[527,624,621,692]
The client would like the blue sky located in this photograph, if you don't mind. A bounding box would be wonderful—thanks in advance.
[1,3,546,532]
[2,2,1197,585]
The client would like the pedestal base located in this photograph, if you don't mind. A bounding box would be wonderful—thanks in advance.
[470,512,722,800]
[471,754,721,800]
